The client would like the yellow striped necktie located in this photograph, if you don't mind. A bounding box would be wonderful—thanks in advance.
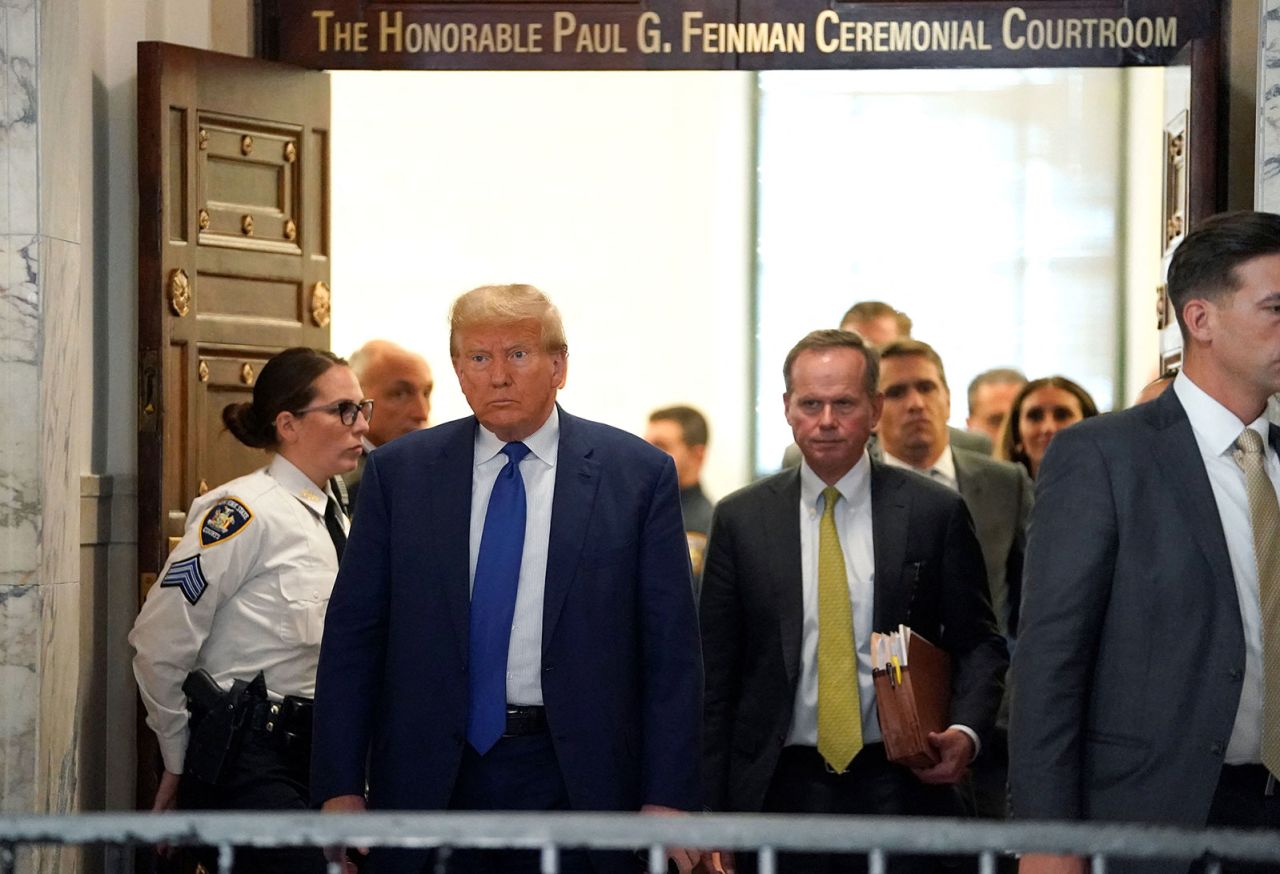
[1232,428,1280,779]
[817,486,863,773]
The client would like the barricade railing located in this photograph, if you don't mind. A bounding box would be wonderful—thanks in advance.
[2,812,1279,874]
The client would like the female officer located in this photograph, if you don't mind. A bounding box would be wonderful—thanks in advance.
[130,346,370,873]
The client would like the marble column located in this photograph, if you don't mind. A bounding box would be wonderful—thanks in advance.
[1262,2,1280,210]
[0,0,84,869]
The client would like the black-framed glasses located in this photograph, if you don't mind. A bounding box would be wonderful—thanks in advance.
[294,399,374,426]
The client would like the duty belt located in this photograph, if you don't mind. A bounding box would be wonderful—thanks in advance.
[248,695,314,750]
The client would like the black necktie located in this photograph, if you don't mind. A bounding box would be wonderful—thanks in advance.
[324,496,348,562]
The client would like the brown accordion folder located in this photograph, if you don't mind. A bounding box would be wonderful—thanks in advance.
[870,626,952,768]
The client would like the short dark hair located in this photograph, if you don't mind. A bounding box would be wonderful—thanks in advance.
[879,339,950,391]
[966,367,1027,414]
[649,405,709,449]
[222,347,346,449]
[839,301,912,337]
[1167,211,1280,337]
[783,329,880,396]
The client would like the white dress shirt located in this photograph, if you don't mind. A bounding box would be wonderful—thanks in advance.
[882,444,958,492]
[787,452,980,755]
[788,453,881,746]
[1174,373,1275,765]
[469,407,559,706]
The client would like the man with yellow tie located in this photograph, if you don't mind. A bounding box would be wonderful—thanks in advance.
[700,329,1008,874]
[1011,213,1280,874]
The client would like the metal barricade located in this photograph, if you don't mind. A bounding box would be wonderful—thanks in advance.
[1,812,1279,874]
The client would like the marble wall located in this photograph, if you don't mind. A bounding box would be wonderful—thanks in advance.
[1263,2,1280,211]
[0,0,85,868]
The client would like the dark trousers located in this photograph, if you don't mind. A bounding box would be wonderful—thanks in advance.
[1195,765,1280,874]
[965,728,1009,820]
[417,733,596,874]
[739,744,966,874]
[177,730,327,874]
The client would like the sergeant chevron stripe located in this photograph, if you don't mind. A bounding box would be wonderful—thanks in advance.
[160,555,208,605]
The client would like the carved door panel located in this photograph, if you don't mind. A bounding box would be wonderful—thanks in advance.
[138,42,331,582]
[1158,37,1219,372]
[136,42,330,820]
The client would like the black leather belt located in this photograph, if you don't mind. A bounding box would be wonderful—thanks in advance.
[504,705,547,737]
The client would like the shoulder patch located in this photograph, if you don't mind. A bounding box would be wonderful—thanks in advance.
[200,497,253,547]
[160,555,209,605]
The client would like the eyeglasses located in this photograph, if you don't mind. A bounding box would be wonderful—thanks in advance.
[294,399,374,426]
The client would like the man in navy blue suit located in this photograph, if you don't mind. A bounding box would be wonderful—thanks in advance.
[312,284,704,874]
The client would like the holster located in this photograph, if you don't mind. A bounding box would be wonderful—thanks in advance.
[181,670,264,785]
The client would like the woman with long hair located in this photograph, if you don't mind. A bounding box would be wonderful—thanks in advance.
[996,375,1099,479]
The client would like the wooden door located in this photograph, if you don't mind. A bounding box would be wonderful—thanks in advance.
[1158,35,1220,372]
[137,42,331,586]
[135,42,330,823]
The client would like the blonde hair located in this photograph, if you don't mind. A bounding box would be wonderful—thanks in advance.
[449,284,568,359]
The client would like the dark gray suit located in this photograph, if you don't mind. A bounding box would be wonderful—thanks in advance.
[700,458,1008,813]
[1010,389,1257,849]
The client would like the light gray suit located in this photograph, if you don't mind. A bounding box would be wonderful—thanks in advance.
[952,447,1033,638]
[1010,390,1259,868]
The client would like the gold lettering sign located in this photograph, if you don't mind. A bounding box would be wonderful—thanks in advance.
[280,2,1201,70]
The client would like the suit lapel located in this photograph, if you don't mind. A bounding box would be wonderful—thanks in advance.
[769,469,804,688]
[427,419,478,665]
[870,460,911,631]
[543,408,601,650]
[1150,390,1237,606]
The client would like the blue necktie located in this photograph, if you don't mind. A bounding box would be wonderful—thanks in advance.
[467,441,532,754]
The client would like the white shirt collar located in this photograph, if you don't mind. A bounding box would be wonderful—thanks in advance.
[799,448,872,513]
[361,436,377,453]
[1173,371,1271,458]
[881,443,956,486]
[474,405,560,468]
[268,453,333,516]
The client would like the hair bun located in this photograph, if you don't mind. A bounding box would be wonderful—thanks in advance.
[222,401,272,449]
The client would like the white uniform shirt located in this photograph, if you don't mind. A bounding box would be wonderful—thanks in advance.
[468,407,559,706]
[129,454,346,774]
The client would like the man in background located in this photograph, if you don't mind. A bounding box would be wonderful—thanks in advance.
[840,300,913,348]
[646,405,714,535]
[877,339,1032,821]
[783,302,989,468]
[646,405,715,579]
[345,340,434,507]
[966,368,1027,447]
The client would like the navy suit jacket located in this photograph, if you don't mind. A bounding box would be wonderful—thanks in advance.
[311,407,703,822]
[1010,389,1267,867]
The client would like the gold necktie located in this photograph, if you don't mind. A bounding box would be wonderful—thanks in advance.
[817,486,863,773]
[1232,427,1280,778]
